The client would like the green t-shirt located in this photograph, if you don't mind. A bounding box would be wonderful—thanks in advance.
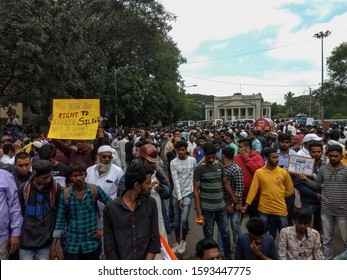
[194,161,226,211]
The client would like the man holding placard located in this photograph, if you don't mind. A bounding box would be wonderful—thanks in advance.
[48,99,105,168]
[298,144,347,260]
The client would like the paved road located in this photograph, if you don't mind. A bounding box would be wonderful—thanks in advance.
[166,201,345,260]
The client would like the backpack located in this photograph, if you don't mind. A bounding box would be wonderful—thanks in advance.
[23,179,58,209]
[63,184,100,222]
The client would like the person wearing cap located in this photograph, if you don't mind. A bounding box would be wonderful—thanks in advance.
[50,116,105,168]
[18,160,62,260]
[86,145,125,224]
[0,169,23,260]
[299,144,347,259]
[51,161,111,260]
[30,141,43,163]
[297,133,322,157]
[139,144,172,243]
[103,163,161,259]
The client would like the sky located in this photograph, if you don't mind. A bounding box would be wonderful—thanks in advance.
[160,0,347,105]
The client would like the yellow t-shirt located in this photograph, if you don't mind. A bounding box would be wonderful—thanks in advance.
[246,166,294,216]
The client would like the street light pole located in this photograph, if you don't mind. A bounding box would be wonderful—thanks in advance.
[313,30,331,120]
[308,86,312,117]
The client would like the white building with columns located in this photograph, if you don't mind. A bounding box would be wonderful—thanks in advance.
[204,93,271,122]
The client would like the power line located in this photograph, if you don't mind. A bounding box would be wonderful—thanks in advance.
[182,74,319,88]
[185,30,347,64]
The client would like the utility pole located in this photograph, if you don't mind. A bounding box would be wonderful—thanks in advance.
[308,86,312,117]
[313,30,331,121]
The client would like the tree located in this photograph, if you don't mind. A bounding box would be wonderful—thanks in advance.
[284,91,295,117]
[0,0,184,127]
[326,42,347,86]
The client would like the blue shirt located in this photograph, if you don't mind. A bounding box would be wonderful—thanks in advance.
[278,149,297,170]
[235,233,278,260]
[0,170,23,244]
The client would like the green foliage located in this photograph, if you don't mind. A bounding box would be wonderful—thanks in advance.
[0,0,185,126]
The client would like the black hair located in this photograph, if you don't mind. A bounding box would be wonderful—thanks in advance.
[69,160,87,175]
[39,143,57,160]
[212,139,222,145]
[277,133,292,141]
[293,208,312,224]
[2,143,14,155]
[15,151,31,163]
[246,217,266,236]
[125,163,154,190]
[238,138,252,148]
[174,140,188,149]
[225,132,234,139]
[327,144,343,155]
[195,238,219,259]
[263,147,277,158]
[222,146,235,159]
[203,141,216,155]
[309,141,323,151]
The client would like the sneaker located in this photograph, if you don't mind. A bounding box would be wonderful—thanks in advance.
[177,240,186,255]
[172,242,180,253]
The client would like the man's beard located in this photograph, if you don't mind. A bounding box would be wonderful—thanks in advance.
[96,159,111,173]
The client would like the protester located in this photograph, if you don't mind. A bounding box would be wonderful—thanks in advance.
[193,142,241,260]
[170,140,197,255]
[235,217,278,260]
[234,138,264,219]
[0,170,23,260]
[103,163,161,260]
[299,145,347,259]
[51,161,111,260]
[195,238,221,260]
[278,208,324,260]
[243,148,294,239]
[18,160,62,260]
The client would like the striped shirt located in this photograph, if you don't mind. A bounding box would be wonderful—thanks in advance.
[194,161,226,211]
[170,156,197,200]
[307,163,347,216]
[53,184,112,254]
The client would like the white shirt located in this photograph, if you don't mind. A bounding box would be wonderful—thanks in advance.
[85,163,124,227]
[0,154,14,164]
[187,141,197,157]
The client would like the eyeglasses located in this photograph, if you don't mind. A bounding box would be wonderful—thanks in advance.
[100,155,113,159]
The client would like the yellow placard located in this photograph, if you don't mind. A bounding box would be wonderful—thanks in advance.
[48,99,100,140]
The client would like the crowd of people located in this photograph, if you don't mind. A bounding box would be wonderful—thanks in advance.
[1,117,347,260]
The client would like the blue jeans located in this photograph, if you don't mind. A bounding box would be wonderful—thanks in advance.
[258,211,288,240]
[202,208,231,259]
[301,201,321,232]
[19,247,50,260]
[217,210,242,252]
[173,194,193,237]
[321,214,347,260]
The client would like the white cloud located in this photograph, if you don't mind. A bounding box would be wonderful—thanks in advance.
[160,0,347,106]
[210,43,228,51]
